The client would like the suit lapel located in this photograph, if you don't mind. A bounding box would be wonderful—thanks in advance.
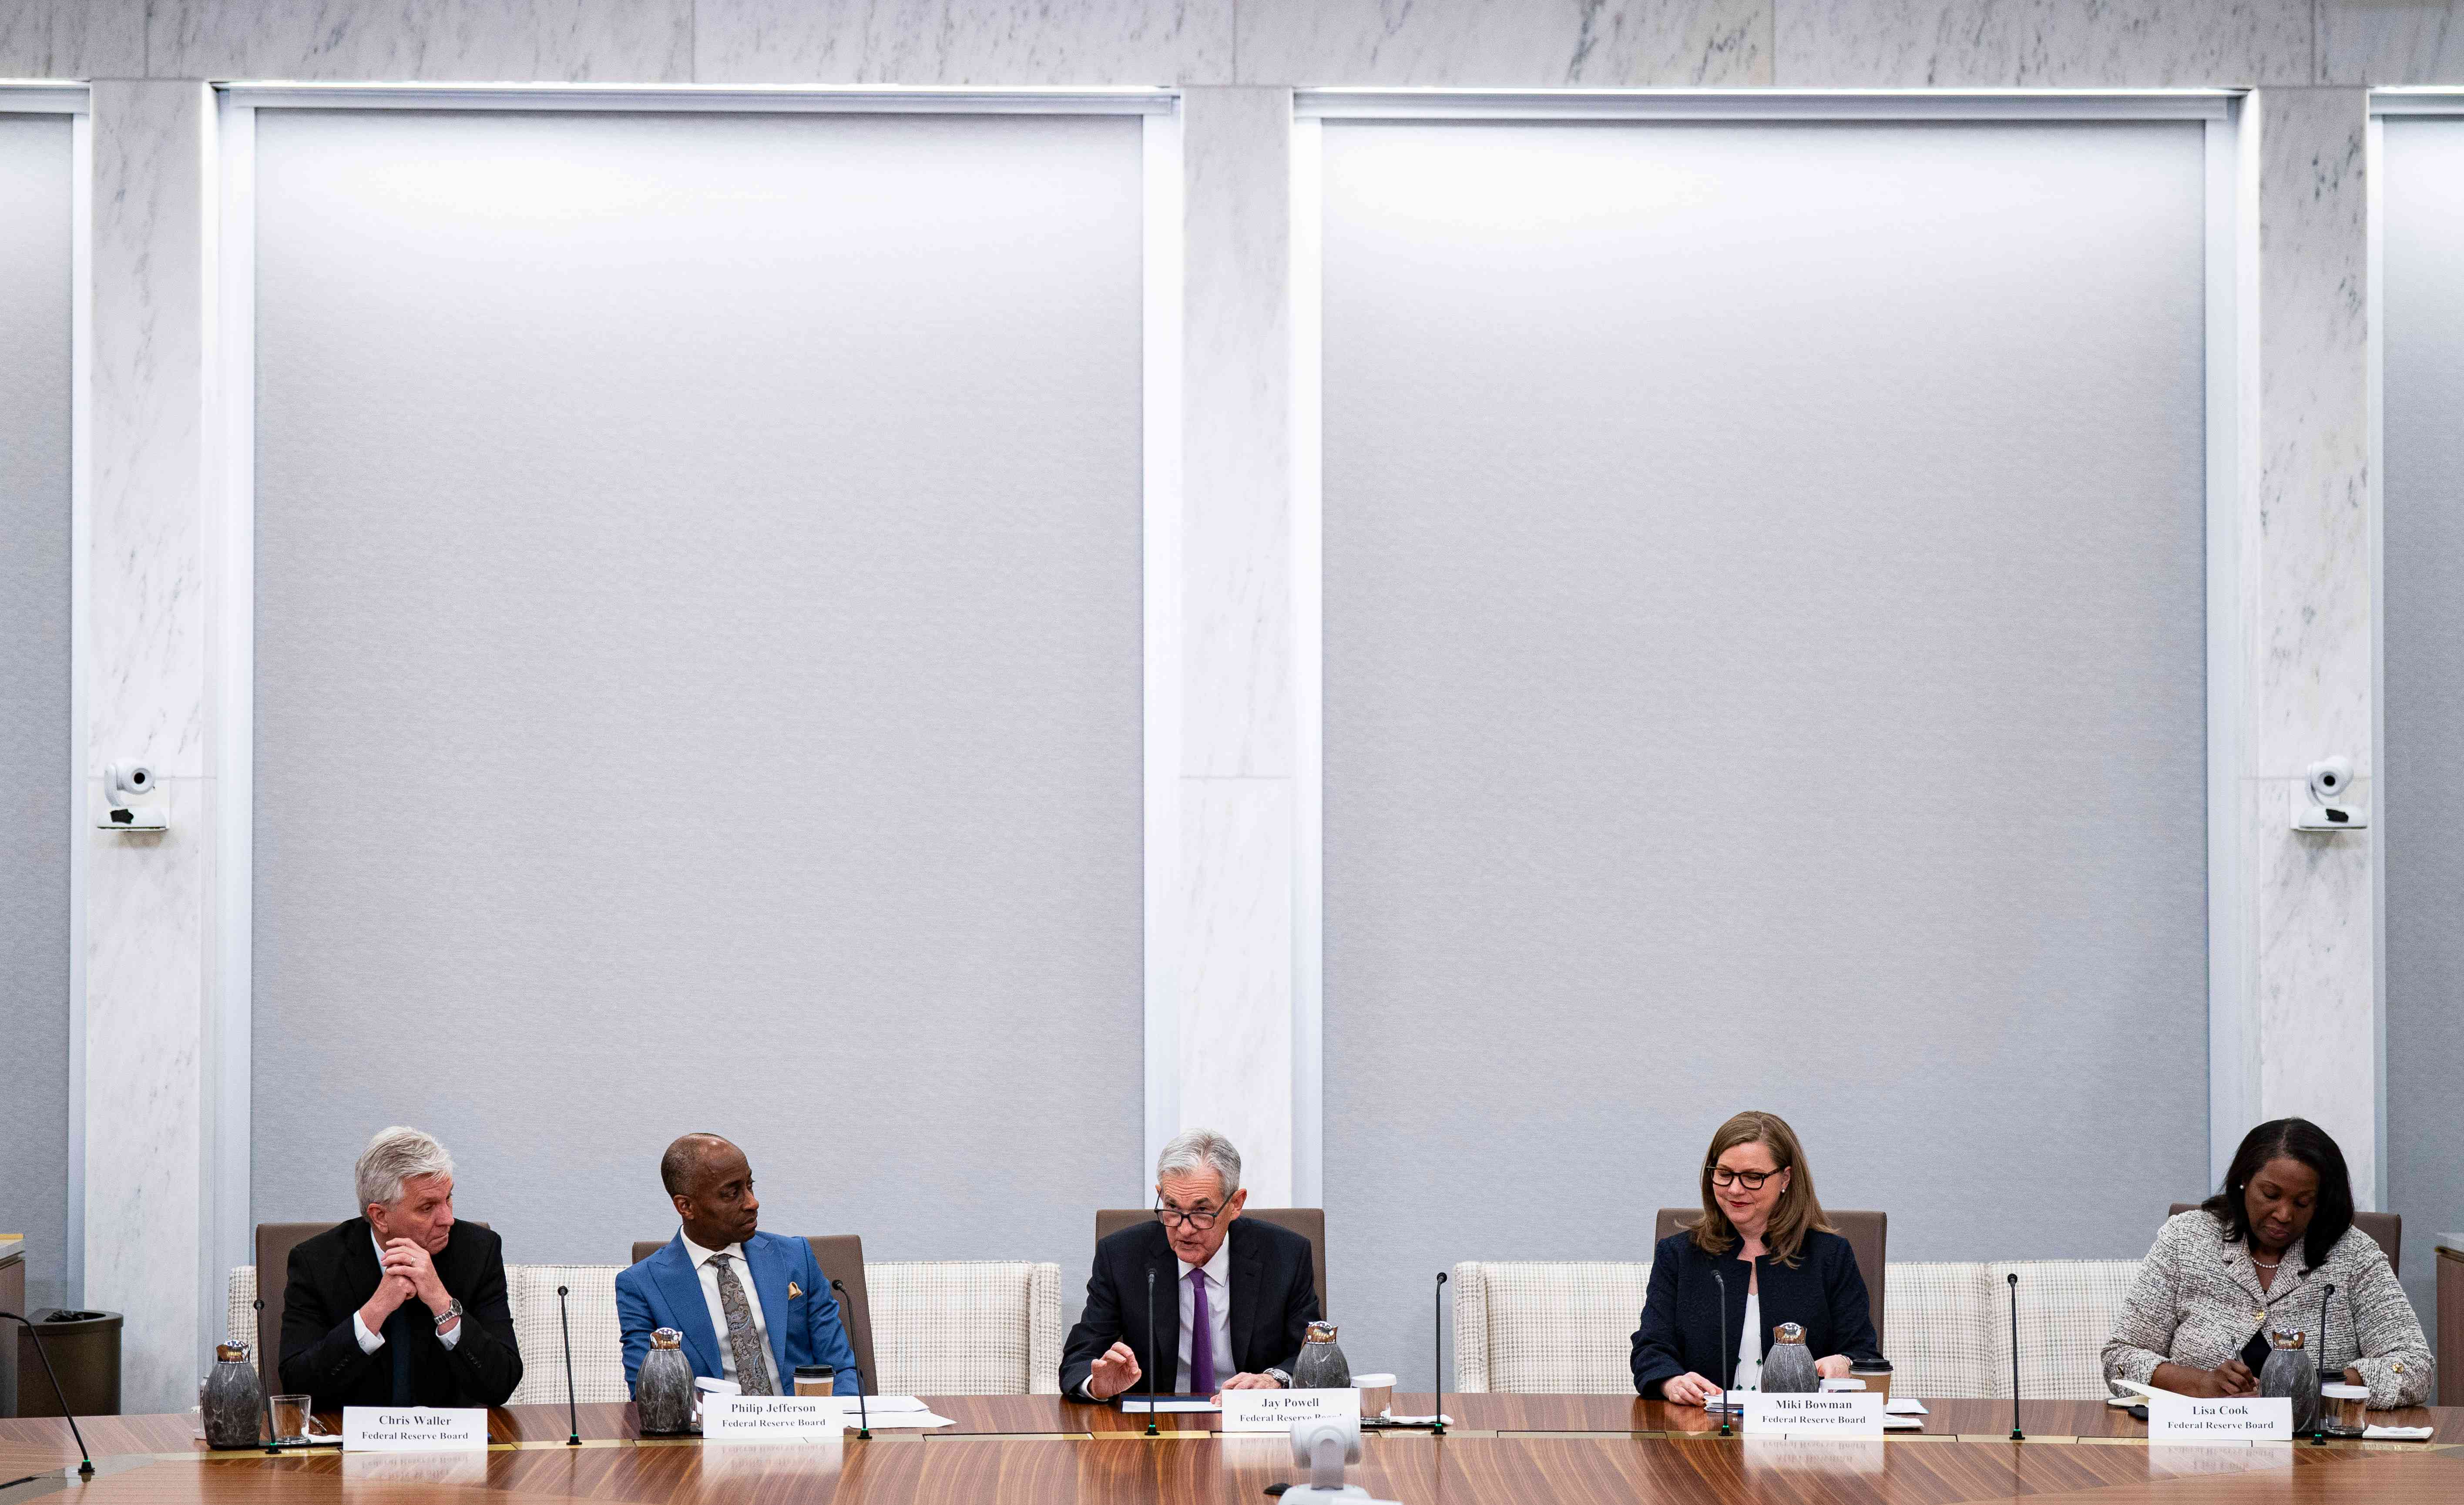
[1228,1220,1265,1372]
[745,1234,794,1380]
[652,1236,723,1378]
[1134,1222,1173,1393]
[344,1218,384,1304]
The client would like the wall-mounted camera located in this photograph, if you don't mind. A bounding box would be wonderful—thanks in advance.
[98,760,168,831]
[2291,756,2367,833]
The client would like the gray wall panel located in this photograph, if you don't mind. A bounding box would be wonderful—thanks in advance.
[1320,119,2212,1385]
[2383,115,2464,1325]
[0,112,75,1316]
[249,109,1147,1305]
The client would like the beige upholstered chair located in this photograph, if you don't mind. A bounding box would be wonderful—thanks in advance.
[505,1263,628,1404]
[863,1261,1064,1395]
[1882,1259,2142,1400]
[1449,1261,1654,1393]
[227,1267,262,1375]
[1881,1262,1996,1397]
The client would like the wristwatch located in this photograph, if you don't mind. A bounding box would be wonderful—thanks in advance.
[434,1298,465,1329]
[1263,1367,1292,1388]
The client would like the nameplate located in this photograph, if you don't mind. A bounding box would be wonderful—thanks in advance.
[1219,1388,1361,1434]
[1741,1393,1885,1438]
[339,1407,489,1451]
[704,1396,850,1441]
[2146,1393,2291,1443]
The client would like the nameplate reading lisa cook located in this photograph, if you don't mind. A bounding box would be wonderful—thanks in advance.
[703,1396,850,1442]
[1740,1394,1885,1438]
[339,1407,490,1452]
[1219,1388,1363,1434]
[2146,1393,2293,1443]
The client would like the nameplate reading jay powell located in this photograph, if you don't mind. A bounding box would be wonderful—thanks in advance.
[1219,1388,1362,1434]
[1740,1394,1885,1438]
[704,1396,851,1442]
[340,1407,490,1451]
[2146,1392,2293,1443]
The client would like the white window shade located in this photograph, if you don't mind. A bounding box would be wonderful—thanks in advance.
[1316,117,2213,1384]
[248,108,1148,1290]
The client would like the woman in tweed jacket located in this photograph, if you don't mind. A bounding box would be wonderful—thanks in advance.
[2103,1118,2432,1408]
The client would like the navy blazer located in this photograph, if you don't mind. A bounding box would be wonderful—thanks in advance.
[1629,1228,1883,1397]
[616,1230,864,1395]
[1058,1217,1319,1397]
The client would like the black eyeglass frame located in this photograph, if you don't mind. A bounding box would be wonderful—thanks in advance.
[1152,1199,1225,1230]
[1705,1165,1787,1191]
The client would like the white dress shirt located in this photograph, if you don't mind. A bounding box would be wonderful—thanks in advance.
[681,1232,772,1386]
[1175,1240,1234,1393]
[1731,1287,1761,1393]
[352,1230,464,1353]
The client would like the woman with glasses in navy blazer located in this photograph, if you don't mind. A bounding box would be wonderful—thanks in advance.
[1631,1110,1883,1404]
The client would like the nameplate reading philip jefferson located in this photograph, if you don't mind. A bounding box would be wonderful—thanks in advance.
[1219,1388,1362,1434]
[703,1395,849,1442]
[2146,1393,2292,1443]
[339,1406,489,1451]
[1740,1393,1885,1438]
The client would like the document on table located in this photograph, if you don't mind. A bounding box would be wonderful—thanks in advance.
[1883,1399,1927,1415]
[1115,1396,1221,1414]
[1883,1414,1926,1431]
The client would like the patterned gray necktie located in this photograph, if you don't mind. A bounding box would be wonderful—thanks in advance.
[709,1254,775,1395]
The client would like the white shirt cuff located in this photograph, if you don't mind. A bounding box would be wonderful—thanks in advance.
[353,1312,383,1354]
[437,1316,463,1350]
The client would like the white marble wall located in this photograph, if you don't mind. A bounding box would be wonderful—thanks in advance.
[29,0,2454,1387]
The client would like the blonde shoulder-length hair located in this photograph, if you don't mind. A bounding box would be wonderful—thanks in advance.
[1687,1110,1833,1266]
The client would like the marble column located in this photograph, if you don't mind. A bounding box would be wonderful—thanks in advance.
[84,77,220,1416]
[2234,86,2381,1203]
[1171,85,1301,1205]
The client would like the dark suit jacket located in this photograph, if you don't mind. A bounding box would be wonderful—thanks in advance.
[1629,1228,1883,1397]
[279,1218,523,1410]
[1060,1217,1319,1397]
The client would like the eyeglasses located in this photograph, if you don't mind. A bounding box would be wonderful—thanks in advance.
[1154,1201,1223,1230]
[1708,1166,1783,1191]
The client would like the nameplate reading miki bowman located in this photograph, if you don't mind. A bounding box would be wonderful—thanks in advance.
[1740,1393,1885,1438]
[1219,1388,1362,1434]
[339,1407,490,1451]
[2146,1392,2293,1443]
[703,1396,855,1442]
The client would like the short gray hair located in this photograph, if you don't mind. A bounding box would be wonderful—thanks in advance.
[1155,1128,1241,1201]
[356,1126,455,1210]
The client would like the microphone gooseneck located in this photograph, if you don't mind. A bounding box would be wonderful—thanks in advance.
[2006,1272,2024,1441]
[0,1311,95,1476]
[2311,1283,2336,1445]
[828,1279,871,1439]
[253,1297,282,1455]
[557,1283,580,1447]
[1710,1265,1731,1437]
[1143,1265,1160,1437]
[1432,1271,1448,1437]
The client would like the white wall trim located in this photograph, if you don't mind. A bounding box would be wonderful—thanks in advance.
[2369,90,2464,117]
[220,84,1173,114]
[0,82,87,112]
[1142,107,1188,1186]
[1296,88,2235,121]
[1287,115,1324,1209]
[62,91,94,1309]
[2364,105,2390,1213]
[2209,101,2258,1188]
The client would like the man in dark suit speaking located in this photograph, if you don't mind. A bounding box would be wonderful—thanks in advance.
[278,1126,522,1410]
[1060,1129,1319,1399]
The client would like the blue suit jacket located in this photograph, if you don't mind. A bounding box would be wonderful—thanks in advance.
[615,1230,864,1395]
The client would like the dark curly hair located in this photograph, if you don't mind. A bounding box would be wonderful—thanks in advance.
[2199,1118,2355,1271]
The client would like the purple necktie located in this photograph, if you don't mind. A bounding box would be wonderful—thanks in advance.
[1188,1269,1217,1394]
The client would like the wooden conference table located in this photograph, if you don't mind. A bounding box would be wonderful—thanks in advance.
[4,1394,2462,1505]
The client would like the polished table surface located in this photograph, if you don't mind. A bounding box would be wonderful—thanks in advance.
[3,1394,2461,1504]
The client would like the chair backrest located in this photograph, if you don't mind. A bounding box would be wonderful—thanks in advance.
[505,1264,628,1405]
[862,1261,1064,1394]
[630,1234,875,1391]
[1093,1208,1329,1316]
[255,1219,489,1375]
[1655,1207,1887,1341]
[1449,1260,1653,1393]
[2167,1203,2401,1275]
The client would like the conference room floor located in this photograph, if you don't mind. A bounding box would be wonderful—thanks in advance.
[3,1396,2460,1504]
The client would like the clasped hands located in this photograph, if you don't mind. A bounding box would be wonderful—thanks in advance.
[1083,1341,1282,1401]
[357,1239,457,1334]
[2157,1360,2365,1401]
[1663,1354,1854,1407]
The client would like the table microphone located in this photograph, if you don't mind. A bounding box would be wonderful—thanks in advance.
[1710,1266,1730,1437]
[1431,1271,1447,1438]
[2006,1272,2024,1441]
[2310,1283,2336,1446]
[556,1284,580,1447]
[252,1298,281,1455]
[0,1311,95,1476]
[827,1279,872,1440]
[1143,1265,1160,1437]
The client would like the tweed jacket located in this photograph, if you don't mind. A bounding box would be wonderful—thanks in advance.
[2102,1210,2432,1408]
